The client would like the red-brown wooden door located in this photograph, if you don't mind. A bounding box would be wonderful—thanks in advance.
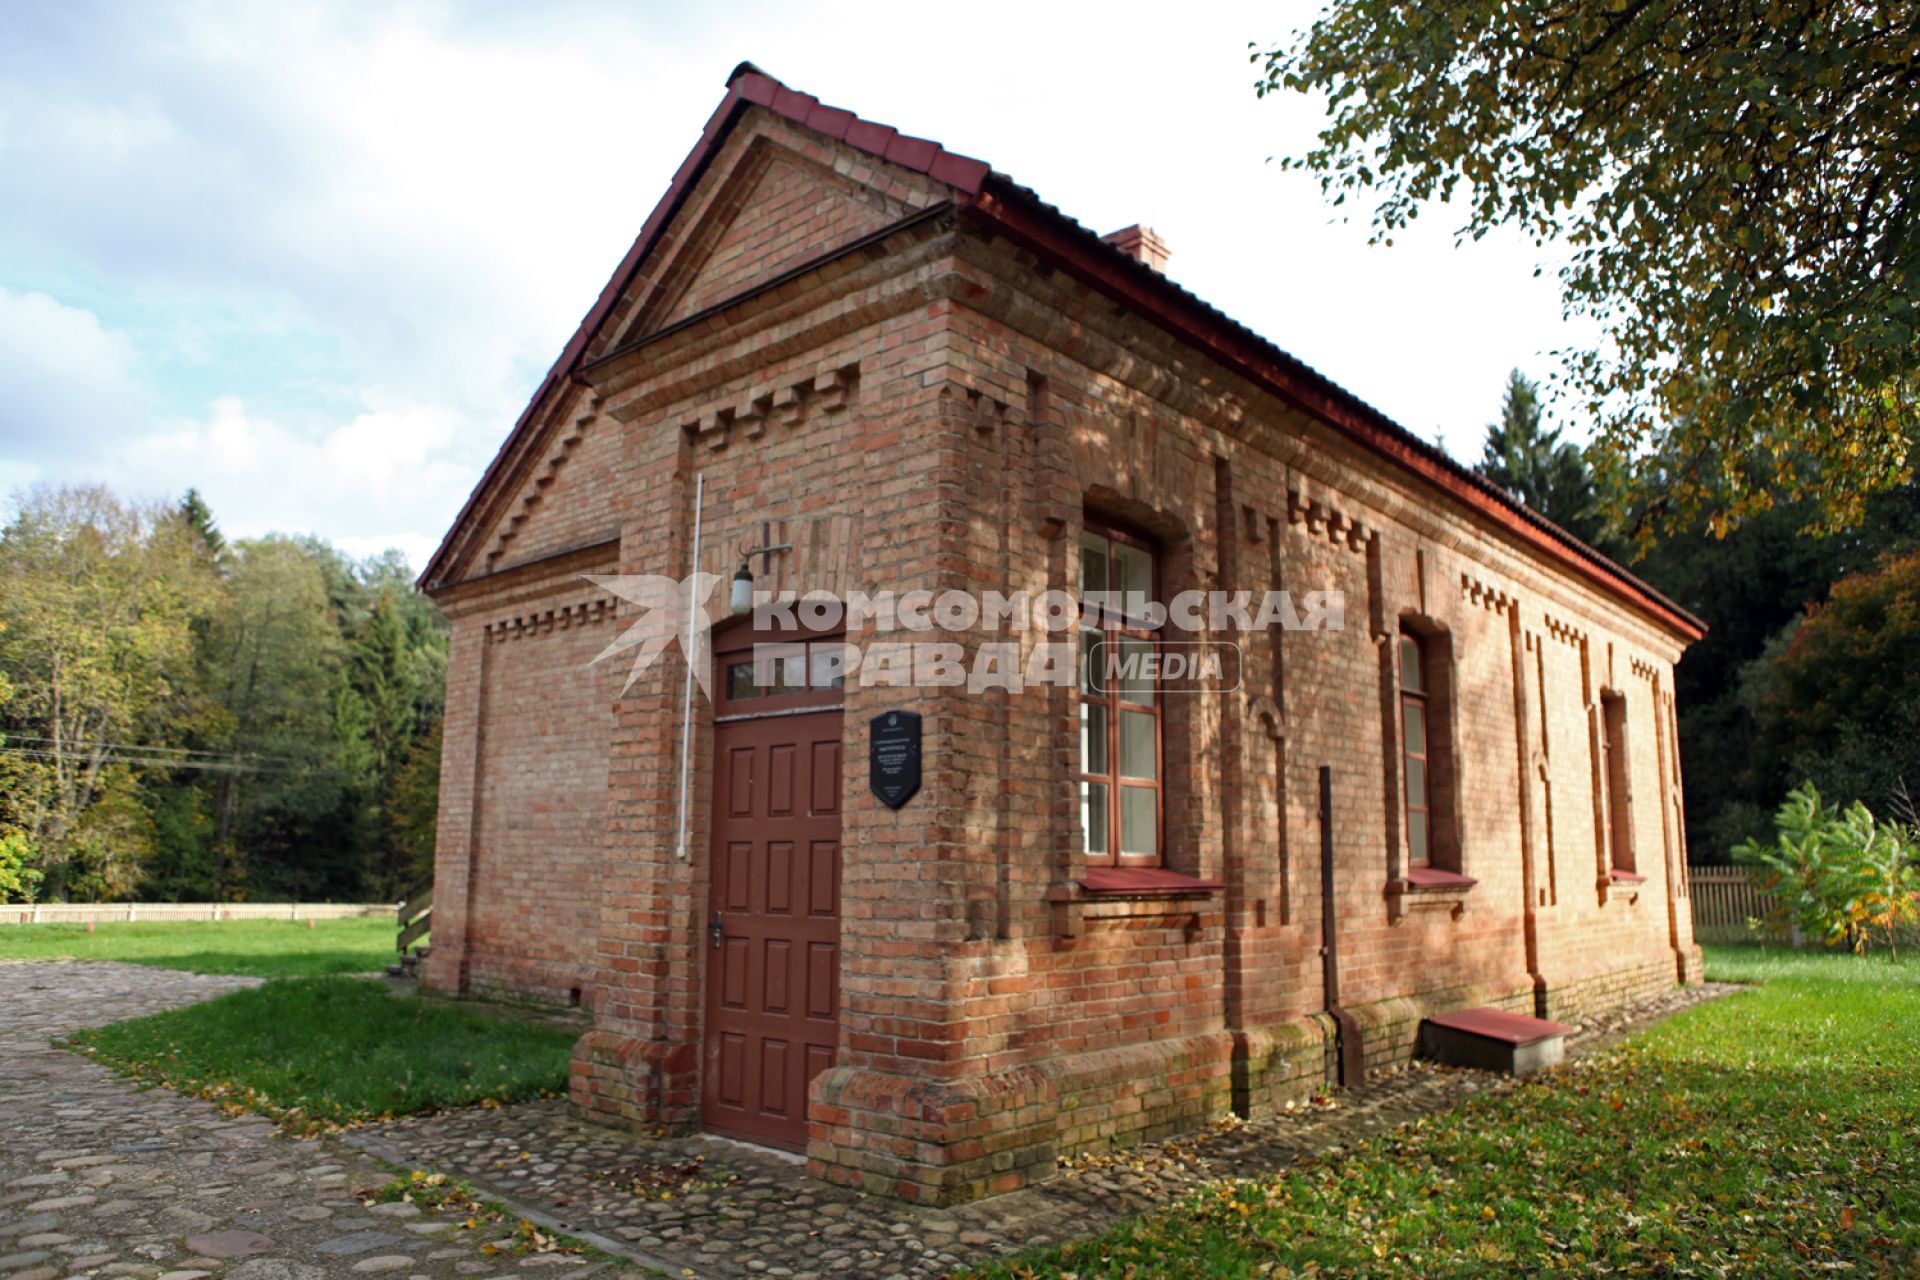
[703,708,843,1149]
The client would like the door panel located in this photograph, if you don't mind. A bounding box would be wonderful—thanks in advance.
[703,709,843,1150]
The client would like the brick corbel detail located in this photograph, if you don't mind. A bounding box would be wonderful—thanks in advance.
[483,596,616,641]
[482,402,600,574]
[1286,483,1374,554]
[1459,569,1517,616]
[681,363,861,452]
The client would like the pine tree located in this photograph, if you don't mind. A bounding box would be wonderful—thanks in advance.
[179,488,226,565]
[1477,371,1611,551]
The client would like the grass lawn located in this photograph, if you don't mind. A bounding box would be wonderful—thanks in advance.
[0,916,393,977]
[966,946,1919,1279]
[68,976,575,1132]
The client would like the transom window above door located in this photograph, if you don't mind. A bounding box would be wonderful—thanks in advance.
[1077,523,1162,866]
[714,632,847,715]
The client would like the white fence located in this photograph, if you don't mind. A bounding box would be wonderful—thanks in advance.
[1,902,392,925]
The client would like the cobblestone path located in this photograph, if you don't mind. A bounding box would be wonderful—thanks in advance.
[1,960,1736,1280]
[349,983,1739,1280]
[0,962,650,1280]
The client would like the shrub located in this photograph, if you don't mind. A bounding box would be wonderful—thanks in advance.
[1736,781,1919,955]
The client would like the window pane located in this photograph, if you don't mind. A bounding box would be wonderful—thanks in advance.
[1405,754,1427,809]
[809,642,848,689]
[1402,699,1426,756]
[1079,627,1103,695]
[1080,532,1110,596]
[1082,781,1109,855]
[1120,709,1156,779]
[1113,541,1154,616]
[1407,808,1429,865]
[726,661,761,699]
[1120,786,1158,858]
[752,643,805,693]
[1399,636,1424,693]
[1118,636,1155,705]
[1080,701,1109,775]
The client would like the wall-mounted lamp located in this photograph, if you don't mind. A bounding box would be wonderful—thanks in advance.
[731,529,793,616]
[730,560,755,615]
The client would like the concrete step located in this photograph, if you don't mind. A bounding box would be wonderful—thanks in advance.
[1422,1007,1573,1076]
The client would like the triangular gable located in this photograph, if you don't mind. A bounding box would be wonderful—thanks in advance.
[618,134,933,342]
[421,63,989,591]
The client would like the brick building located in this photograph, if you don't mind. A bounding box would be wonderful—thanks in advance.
[419,64,1705,1204]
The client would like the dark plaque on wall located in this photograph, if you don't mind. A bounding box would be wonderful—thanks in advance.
[869,710,922,810]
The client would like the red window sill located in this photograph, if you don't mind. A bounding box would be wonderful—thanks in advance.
[1403,866,1477,891]
[1609,870,1648,884]
[1079,867,1224,897]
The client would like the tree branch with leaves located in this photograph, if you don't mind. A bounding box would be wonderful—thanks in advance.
[1257,1,1920,542]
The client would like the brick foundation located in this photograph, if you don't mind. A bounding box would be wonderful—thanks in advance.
[805,1030,1239,1204]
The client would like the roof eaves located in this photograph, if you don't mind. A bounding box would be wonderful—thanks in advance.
[965,175,1705,642]
[424,64,1701,645]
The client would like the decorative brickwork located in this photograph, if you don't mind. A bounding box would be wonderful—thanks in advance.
[422,67,1705,1205]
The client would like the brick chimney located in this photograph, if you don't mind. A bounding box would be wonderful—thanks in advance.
[1101,224,1170,272]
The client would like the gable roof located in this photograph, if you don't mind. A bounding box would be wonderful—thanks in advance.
[422,62,1704,643]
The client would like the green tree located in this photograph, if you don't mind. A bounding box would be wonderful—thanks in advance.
[179,487,226,565]
[1749,552,1920,820]
[1477,369,1611,549]
[0,624,43,902]
[337,570,447,898]
[0,829,36,902]
[1630,481,1920,858]
[1257,3,1920,537]
[1,484,449,903]
[198,536,355,898]
[0,486,220,897]
[189,538,447,901]
[384,721,443,895]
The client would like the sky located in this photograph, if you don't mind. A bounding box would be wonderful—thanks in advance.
[0,0,1600,575]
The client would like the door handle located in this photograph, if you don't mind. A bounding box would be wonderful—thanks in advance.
[709,915,723,950]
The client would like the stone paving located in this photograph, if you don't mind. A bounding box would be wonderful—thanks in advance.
[349,982,1741,1280]
[0,960,1738,1280]
[0,962,652,1280]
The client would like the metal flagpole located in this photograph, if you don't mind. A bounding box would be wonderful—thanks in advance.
[674,472,705,861]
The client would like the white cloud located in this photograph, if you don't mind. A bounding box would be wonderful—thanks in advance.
[0,288,148,447]
[321,404,460,486]
[114,395,476,570]
[0,3,700,422]
[0,283,475,572]
[333,531,441,573]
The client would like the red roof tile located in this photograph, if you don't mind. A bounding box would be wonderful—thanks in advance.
[804,104,856,140]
